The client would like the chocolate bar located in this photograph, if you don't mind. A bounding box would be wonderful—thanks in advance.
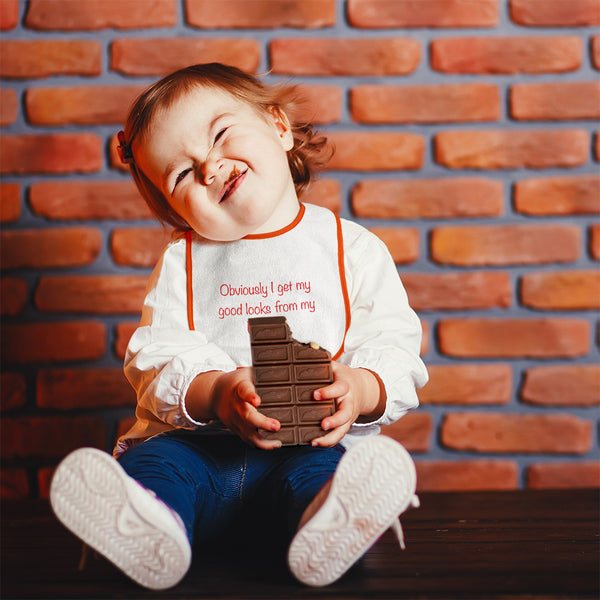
[249,316,336,446]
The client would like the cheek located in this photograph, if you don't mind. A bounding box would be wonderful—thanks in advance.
[169,189,198,221]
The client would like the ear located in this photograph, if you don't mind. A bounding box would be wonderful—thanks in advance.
[269,106,294,152]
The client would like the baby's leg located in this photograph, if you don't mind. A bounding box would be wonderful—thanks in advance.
[50,446,191,590]
[117,435,206,543]
[118,434,246,544]
[287,436,419,587]
[251,444,345,542]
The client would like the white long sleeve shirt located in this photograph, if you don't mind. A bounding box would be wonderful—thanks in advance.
[115,203,428,455]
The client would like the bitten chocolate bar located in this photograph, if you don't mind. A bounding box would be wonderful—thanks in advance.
[249,316,336,446]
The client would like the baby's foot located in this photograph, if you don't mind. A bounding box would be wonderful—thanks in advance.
[287,435,419,587]
[50,447,191,590]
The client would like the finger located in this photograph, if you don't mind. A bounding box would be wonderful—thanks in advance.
[236,379,260,406]
[241,403,280,433]
[310,425,348,448]
[249,432,282,450]
[321,398,353,431]
[313,379,348,401]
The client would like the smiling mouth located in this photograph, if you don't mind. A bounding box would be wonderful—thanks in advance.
[220,166,246,202]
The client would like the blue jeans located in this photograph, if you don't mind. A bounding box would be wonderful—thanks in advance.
[118,432,344,549]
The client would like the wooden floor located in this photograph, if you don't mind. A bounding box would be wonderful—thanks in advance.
[2,489,598,599]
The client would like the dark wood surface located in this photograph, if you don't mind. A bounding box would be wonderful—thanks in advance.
[2,489,598,599]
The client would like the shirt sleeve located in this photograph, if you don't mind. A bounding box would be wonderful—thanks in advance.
[339,220,428,429]
[123,237,238,430]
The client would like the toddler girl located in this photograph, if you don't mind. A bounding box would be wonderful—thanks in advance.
[50,63,428,590]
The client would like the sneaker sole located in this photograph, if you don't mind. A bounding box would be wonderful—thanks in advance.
[50,447,191,590]
[287,435,417,587]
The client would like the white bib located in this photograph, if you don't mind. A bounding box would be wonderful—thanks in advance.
[185,204,350,366]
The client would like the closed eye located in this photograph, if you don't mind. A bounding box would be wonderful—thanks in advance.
[214,128,227,143]
[172,168,192,193]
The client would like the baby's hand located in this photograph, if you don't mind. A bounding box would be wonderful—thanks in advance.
[310,363,382,448]
[211,368,282,450]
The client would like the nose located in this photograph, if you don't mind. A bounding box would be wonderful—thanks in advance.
[199,153,222,186]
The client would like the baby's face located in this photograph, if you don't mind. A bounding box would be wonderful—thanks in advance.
[134,85,299,240]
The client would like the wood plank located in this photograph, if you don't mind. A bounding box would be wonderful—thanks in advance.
[2,489,598,599]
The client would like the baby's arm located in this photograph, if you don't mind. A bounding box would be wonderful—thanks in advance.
[185,369,282,450]
[125,240,276,448]
[310,222,428,448]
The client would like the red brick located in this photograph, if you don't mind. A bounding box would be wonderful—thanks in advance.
[401,272,511,311]
[591,224,600,259]
[510,0,600,26]
[352,178,503,219]
[0,88,17,126]
[0,0,18,30]
[25,0,176,29]
[514,175,600,216]
[431,224,580,266]
[418,364,512,405]
[0,182,20,222]
[36,275,147,314]
[295,85,342,125]
[416,460,518,492]
[348,0,498,27]
[111,38,261,76]
[431,36,581,74]
[1,416,106,458]
[37,368,135,410]
[521,270,600,310]
[1,372,26,412]
[26,85,146,126]
[351,83,500,124]
[1,469,29,499]
[0,134,102,175]
[369,228,419,264]
[185,0,335,28]
[442,413,592,454]
[115,321,137,359]
[270,38,420,76]
[1,227,101,269]
[301,179,341,213]
[511,81,600,121]
[0,40,101,78]
[1,277,27,316]
[438,318,590,358]
[420,321,430,357]
[1,321,106,364]
[380,412,432,452]
[29,181,153,221]
[522,365,600,407]
[326,132,424,171]
[111,227,174,268]
[527,462,600,489]
[593,36,600,69]
[435,129,588,169]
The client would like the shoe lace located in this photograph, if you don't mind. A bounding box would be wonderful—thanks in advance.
[391,494,420,550]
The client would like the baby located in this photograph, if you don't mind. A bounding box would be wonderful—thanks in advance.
[50,63,428,590]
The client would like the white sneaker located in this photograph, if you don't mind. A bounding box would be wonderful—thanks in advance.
[287,435,419,587]
[50,447,191,590]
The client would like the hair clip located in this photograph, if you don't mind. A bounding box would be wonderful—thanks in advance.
[117,130,134,165]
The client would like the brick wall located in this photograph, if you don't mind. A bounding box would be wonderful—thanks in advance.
[1,0,599,498]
